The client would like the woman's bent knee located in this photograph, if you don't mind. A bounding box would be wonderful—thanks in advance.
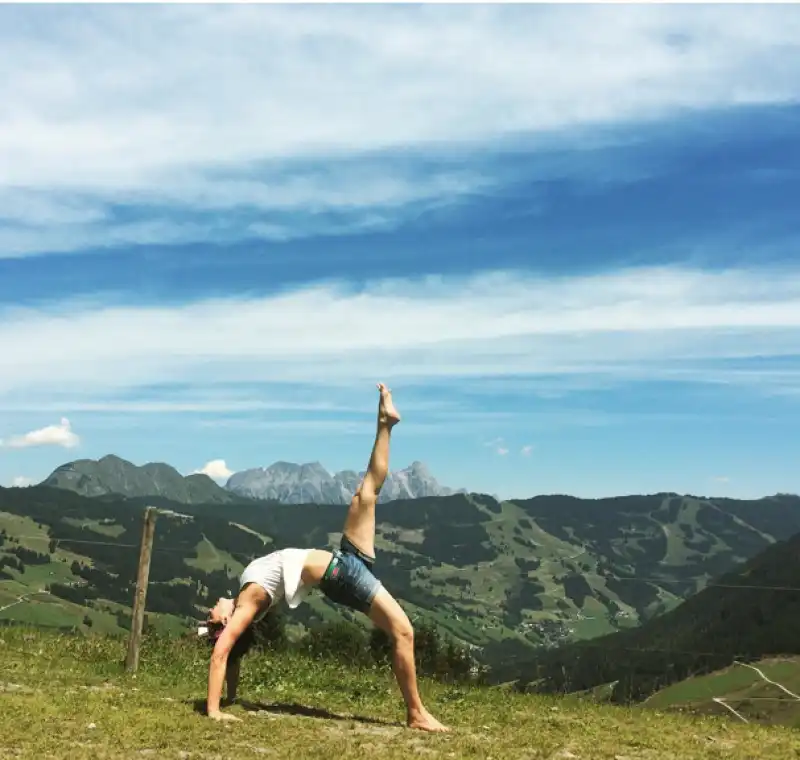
[370,589,411,633]
[393,620,414,645]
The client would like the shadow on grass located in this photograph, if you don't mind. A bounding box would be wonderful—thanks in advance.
[188,698,397,726]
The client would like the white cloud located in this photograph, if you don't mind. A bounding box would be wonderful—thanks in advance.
[0,5,799,256]
[194,459,235,483]
[0,418,80,449]
[0,399,358,414]
[0,265,799,408]
[521,445,533,456]
[12,476,33,487]
[484,437,509,456]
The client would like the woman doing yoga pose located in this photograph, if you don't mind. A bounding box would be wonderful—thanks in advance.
[205,383,449,733]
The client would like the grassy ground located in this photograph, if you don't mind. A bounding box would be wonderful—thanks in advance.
[2,625,800,759]
[645,657,800,727]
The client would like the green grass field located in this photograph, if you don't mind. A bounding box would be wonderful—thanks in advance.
[185,536,244,575]
[63,517,126,538]
[645,657,800,727]
[2,625,800,759]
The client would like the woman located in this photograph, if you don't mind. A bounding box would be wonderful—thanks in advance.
[205,383,449,733]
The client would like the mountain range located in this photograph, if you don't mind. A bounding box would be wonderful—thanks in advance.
[42,455,234,504]
[226,459,463,503]
[40,455,461,505]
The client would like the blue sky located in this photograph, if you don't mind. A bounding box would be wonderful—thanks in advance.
[1,4,799,499]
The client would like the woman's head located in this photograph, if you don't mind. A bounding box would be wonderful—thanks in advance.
[204,596,255,660]
[208,597,235,626]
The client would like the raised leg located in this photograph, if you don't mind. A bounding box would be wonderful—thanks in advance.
[369,588,450,732]
[342,383,400,558]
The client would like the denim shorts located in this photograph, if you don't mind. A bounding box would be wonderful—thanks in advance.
[318,535,383,614]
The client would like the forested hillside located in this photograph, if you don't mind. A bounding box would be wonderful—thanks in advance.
[1,485,799,671]
[512,518,800,702]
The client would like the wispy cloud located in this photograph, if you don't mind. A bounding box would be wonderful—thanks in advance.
[194,418,448,436]
[485,437,509,456]
[1,5,799,256]
[11,476,33,487]
[0,418,80,450]
[520,445,533,456]
[0,399,359,414]
[194,459,235,483]
[1,266,800,410]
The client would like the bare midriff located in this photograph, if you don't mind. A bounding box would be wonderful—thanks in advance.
[302,549,334,586]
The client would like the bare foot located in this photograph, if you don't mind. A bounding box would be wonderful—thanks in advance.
[407,708,450,733]
[377,382,401,427]
[208,710,242,723]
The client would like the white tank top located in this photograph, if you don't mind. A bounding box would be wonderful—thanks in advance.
[239,548,312,620]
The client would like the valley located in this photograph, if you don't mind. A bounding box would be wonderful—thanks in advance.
[2,480,799,678]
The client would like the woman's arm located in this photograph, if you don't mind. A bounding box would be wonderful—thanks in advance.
[207,600,257,720]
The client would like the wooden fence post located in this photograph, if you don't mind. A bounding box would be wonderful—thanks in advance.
[125,506,157,673]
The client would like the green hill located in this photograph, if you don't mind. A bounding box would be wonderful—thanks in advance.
[645,656,800,727]
[40,454,235,504]
[514,517,800,704]
[2,486,800,669]
[3,624,800,760]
